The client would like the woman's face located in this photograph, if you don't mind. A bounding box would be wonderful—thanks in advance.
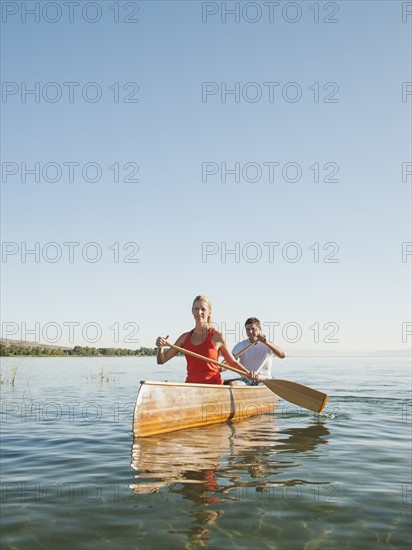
[192,300,210,323]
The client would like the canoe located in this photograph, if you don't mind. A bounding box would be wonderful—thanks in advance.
[133,380,278,437]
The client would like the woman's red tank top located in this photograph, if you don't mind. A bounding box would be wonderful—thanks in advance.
[183,327,222,384]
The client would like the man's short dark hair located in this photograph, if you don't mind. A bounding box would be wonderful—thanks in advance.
[245,317,261,328]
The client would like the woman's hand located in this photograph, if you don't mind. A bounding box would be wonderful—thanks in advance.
[247,370,259,382]
[156,335,169,348]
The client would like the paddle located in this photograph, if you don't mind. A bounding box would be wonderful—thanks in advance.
[165,341,328,414]
[222,340,257,363]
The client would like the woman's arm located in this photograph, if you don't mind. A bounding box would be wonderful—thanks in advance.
[213,332,258,380]
[156,333,187,364]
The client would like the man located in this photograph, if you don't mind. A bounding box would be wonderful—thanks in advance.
[232,317,285,385]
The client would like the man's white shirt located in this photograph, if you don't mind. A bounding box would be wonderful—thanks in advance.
[232,339,273,379]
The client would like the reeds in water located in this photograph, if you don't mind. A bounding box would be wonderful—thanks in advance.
[0,367,18,386]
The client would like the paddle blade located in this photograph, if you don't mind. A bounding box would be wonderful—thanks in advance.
[263,379,328,414]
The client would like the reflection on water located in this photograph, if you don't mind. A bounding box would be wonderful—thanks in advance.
[277,423,330,454]
[131,418,330,497]
[130,417,330,547]
[130,422,232,496]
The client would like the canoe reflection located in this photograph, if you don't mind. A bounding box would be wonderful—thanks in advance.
[130,416,330,501]
[131,422,232,498]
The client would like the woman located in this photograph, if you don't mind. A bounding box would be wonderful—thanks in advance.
[156,295,258,384]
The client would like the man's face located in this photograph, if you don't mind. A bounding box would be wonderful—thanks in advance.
[245,323,261,341]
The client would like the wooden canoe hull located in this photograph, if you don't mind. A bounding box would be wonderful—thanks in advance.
[133,380,277,437]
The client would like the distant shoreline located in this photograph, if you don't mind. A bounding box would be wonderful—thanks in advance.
[0,339,157,357]
[0,339,410,358]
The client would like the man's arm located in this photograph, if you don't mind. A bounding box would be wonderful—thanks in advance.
[258,334,286,358]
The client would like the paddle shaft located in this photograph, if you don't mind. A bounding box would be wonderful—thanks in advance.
[165,341,252,378]
[164,341,328,414]
[223,340,257,363]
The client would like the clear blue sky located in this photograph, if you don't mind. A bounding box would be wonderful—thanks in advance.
[1,0,411,353]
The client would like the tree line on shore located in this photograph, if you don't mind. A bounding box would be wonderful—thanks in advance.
[0,343,158,357]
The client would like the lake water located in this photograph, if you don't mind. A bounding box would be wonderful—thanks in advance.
[1,356,411,549]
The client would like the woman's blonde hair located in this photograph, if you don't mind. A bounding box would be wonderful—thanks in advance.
[192,295,212,324]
